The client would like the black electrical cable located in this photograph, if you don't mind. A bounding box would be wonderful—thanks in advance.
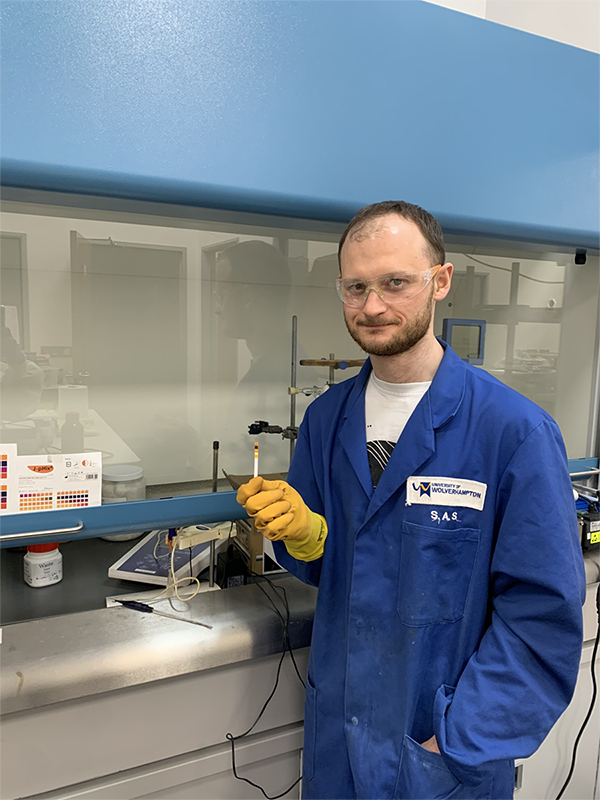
[225,648,300,800]
[225,570,305,799]
[252,575,306,689]
[555,580,600,800]
[218,524,235,589]
[258,573,306,689]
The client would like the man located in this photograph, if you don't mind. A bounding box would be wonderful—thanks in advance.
[237,201,585,800]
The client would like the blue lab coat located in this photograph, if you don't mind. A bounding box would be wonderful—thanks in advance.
[274,344,585,800]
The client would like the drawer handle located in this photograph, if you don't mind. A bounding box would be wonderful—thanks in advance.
[0,521,84,542]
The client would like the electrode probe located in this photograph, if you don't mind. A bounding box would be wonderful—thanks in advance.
[115,599,213,629]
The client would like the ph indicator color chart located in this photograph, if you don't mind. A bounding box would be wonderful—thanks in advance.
[17,455,101,513]
[0,448,102,514]
[56,490,90,509]
[0,444,18,514]
[19,492,53,512]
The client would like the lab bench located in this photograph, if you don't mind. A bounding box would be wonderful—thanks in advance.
[0,551,598,800]
[0,568,316,800]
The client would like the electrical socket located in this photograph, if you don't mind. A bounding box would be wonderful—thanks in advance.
[177,523,234,550]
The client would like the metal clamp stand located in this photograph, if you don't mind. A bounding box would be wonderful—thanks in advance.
[210,440,219,588]
[247,316,366,467]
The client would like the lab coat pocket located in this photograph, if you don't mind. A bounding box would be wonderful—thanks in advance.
[395,736,471,800]
[302,676,317,782]
[398,522,480,626]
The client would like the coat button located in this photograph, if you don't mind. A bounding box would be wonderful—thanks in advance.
[351,717,358,726]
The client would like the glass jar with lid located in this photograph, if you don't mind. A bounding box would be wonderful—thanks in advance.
[101,465,146,541]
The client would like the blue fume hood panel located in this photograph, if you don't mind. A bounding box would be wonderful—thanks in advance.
[1,1,598,248]
[0,492,246,549]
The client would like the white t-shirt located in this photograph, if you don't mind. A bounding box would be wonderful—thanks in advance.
[365,372,431,487]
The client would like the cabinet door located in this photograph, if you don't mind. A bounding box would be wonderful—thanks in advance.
[517,639,599,799]
[135,749,301,800]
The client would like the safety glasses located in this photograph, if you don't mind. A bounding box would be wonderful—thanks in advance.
[336,265,442,307]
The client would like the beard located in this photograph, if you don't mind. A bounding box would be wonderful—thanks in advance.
[344,288,434,357]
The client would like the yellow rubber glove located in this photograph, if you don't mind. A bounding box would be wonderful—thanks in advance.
[236,477,327,562]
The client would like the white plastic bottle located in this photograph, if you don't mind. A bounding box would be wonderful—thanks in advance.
[24,542,63,587]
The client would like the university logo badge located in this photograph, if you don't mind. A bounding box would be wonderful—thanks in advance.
[412,482,432,497]
[407,476,487,511]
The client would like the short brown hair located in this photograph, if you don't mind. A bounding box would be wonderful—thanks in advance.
[338,201,445,269]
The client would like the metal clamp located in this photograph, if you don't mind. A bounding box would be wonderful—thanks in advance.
[288,385,325,397]
[0,521,84,543]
